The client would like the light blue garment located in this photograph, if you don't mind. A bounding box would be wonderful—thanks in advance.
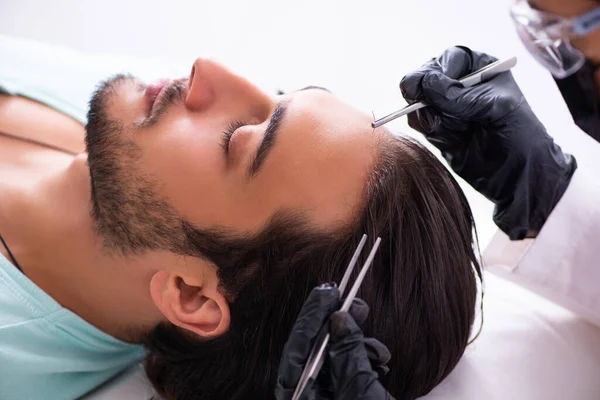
[0,35,145,400]
[0,34,188,124]
[0,35,113,124]
[0,256,145,400]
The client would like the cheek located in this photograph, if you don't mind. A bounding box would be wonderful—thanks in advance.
[106,81,146,125]
[531,0,587,16]
[146,118,222,172]
[139,116,228,215]
[134,111,278,232]
[576,31,600,62]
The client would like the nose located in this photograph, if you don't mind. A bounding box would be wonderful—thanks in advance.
[185,57,272,112]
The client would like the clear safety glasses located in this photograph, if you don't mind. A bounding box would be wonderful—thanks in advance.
[510,0,600,78]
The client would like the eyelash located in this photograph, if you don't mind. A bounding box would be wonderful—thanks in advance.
[221,119,246,154]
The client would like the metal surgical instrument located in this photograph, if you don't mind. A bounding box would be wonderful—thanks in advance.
[291,234,382,400]
[371,57,518,128]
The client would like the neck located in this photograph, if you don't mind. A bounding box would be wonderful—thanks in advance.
[2,155,162,342]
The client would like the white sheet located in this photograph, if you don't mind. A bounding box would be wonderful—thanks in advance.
[422,272,600,399]
[84,365,156,400]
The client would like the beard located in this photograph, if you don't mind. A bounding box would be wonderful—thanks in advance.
[85,74,132,156]
[84,74,181,255]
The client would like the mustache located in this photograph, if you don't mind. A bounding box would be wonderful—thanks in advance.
[86,74,187,131]
[141,79,188,128]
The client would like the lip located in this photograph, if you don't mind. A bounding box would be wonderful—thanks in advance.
[145,79,171,115]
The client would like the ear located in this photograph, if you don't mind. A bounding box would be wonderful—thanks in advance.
[149,270,231,339]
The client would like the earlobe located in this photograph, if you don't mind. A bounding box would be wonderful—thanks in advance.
[149,270,231,339]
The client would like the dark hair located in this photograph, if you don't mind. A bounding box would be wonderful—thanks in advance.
[141,135,482,400]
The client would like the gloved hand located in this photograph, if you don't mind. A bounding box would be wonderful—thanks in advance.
[275,284,394,400]
[400,46,578,240]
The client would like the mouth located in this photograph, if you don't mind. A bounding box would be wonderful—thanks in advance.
[145,79,172,115]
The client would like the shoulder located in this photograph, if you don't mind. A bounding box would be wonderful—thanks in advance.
[0,93,85,154]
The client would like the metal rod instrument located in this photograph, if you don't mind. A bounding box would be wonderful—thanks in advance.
[371,57,518,128]
[291,234,382,400]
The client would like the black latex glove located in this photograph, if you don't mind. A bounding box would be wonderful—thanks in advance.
[275,284,394,400]
[400,46,578,240]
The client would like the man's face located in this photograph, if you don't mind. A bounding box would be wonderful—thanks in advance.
[86,58,381,250]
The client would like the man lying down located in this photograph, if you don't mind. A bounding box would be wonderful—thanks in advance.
[0,56,482,400]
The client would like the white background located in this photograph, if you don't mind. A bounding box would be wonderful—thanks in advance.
[2,0,599,246]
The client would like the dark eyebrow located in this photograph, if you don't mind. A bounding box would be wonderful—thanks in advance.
[247,100,289,179]
[277,85,332,95]
[299,85,331,93]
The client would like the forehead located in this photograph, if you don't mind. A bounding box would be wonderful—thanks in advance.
[288,89,375,137]
[263,90,382,226]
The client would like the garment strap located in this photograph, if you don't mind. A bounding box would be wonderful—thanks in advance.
[0,231,23,273]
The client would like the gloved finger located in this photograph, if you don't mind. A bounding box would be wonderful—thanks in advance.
[348,298,369,326]
[460,46,499,72]
[405,84,475,153]
[330,310,363,340]
[399,54,447,103]
[328,311,384,399]
[424,120,473,154]
[363,337,392,367]
[425,133,464,156]
[404,68,473,122]
[437,46,499,78]
[400,70,427,103]
[420,71,493,120]
[402,47,471,134]
[364,337,392,378]
[400,46,498,104]
[400,46,471,103]
[436,46,474,79]
[407,107,441,135]
[439,113,472,133]
[276,284,340,391]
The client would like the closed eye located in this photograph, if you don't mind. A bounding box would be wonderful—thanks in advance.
[221,119,246,155]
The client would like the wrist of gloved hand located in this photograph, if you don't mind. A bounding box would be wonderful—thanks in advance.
[474,102,578,240]
[492,127,578,240]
